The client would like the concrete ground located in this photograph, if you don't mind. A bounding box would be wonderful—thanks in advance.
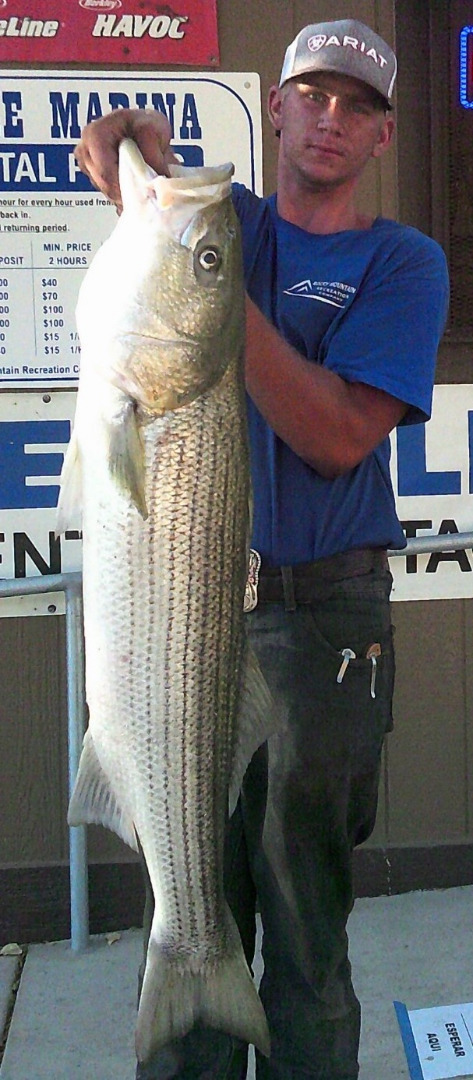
[1,886,472,1079]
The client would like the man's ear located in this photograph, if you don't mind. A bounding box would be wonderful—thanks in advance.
[268,85,285,135]
[372,116,395,159]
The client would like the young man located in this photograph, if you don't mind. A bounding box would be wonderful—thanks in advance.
[75,19,449,1080]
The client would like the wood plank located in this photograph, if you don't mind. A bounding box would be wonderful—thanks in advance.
[0,864,145,946]
[217,0,293,195]
[0,616,68,863]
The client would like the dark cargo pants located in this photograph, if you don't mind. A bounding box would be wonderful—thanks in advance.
[136,561,395,1080]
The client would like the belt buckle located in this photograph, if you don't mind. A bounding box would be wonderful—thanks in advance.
[244,548,261,612]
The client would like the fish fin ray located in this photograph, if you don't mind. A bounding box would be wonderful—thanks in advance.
[56,429,82,535]
[228,643,278,817]
[108,403,148,519]
[68,730,138,852]
[136,905,269,1063]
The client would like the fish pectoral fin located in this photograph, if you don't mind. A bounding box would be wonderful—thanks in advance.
[68,729,138,852]
[228,643,279,818]
[108,402,148,519]
[56,429,82,535]
[136,905,270,1064]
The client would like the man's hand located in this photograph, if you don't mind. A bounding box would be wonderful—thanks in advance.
[74,108,178,210]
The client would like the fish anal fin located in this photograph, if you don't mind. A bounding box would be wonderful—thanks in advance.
[68,729,138,852]
[228,644,278,817]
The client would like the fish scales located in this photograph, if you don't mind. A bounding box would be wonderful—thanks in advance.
[58,140,271,1063]
[82,375,247,950]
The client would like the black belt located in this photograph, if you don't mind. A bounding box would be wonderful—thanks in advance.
[257,548,389,608]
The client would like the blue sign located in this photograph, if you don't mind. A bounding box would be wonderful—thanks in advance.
[0,419,69,508]
[0,142,203,192]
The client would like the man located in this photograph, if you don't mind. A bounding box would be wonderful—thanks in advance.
[75,19,449,1080]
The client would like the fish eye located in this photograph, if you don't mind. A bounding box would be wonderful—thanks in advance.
[198,247,221,271]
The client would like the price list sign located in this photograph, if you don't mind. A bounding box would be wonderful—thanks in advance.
[0,69,262,390]
[0,192,114,388]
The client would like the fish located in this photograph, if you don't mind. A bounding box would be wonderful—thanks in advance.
[56,138,272,1064]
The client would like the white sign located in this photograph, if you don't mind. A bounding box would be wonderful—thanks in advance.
[0,391,77,616]
[390,385,473,602]
[0,69,262,390]
[396,999,473,1079]
[2,385,473,617]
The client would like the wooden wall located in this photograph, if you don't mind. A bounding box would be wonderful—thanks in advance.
[1,0,472,943]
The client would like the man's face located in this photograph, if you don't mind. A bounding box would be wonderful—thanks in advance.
[268,71,394,191]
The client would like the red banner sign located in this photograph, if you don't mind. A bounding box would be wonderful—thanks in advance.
[0,0,219,65]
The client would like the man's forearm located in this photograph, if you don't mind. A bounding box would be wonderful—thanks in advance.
[244,296,407,477]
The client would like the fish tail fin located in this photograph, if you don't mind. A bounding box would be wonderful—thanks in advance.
[135,905,270,1064]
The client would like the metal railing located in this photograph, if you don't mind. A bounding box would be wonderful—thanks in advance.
[1,529,473,952]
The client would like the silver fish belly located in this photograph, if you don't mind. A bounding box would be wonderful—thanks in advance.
[58,141,271,1063]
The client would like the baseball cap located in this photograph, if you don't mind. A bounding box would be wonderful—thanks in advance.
[279,19,397,109]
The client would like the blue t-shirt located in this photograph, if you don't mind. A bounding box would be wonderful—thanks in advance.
[232,184,449,565]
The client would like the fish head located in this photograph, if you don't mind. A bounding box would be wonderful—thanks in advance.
[77,140,245,416]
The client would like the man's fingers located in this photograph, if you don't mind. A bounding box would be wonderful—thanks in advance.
[73,108,174,206]
[74,116,124,205]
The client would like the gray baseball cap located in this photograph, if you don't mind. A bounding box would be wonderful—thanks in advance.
[279,19,397,109]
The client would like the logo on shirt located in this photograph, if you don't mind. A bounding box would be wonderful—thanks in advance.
[284,279,356,308]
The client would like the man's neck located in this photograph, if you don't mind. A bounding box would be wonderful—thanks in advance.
[276,174,373,234]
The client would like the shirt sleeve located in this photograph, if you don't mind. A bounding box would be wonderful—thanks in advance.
[319,228,450,425]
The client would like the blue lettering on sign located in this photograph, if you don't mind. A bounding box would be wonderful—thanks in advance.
[49,90,200,141]
[3,92,24,138]
[0,420,69,509]
[397,424,462,496]
[179,94,203,140]
[136,92,176,131]
[49,92,81,139]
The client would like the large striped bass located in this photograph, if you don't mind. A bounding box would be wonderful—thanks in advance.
[57,139,271,1063]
